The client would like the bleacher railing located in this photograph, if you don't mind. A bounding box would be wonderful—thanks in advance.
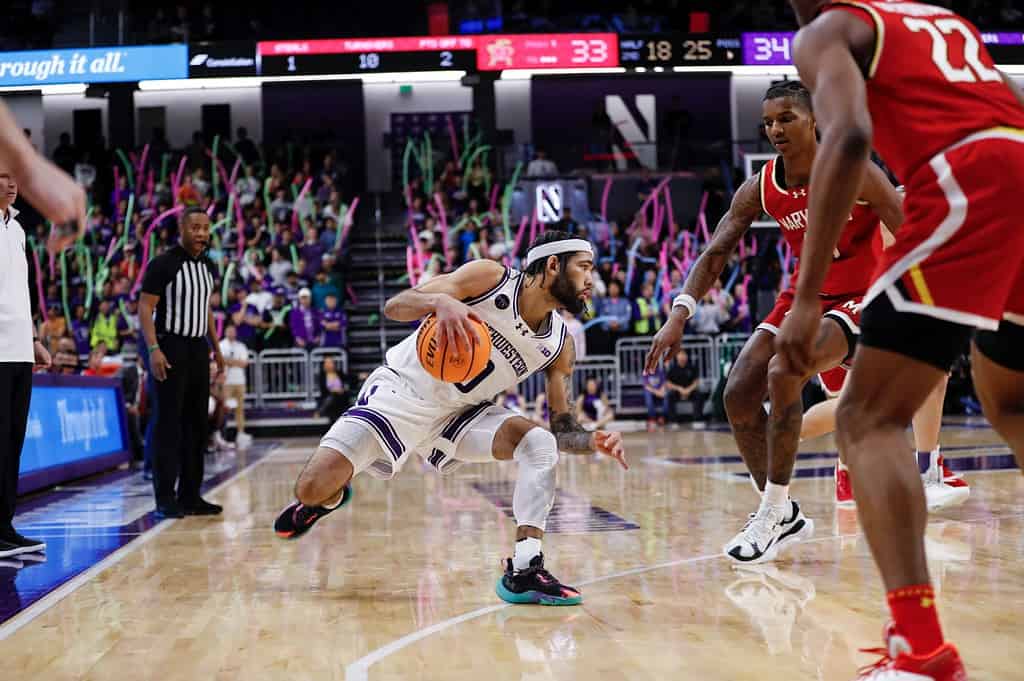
[119,334,753,412]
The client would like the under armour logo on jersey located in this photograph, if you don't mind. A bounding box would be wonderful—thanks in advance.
[791,188,808,198]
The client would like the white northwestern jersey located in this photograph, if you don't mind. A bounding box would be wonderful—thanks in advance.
[385,268,567,407]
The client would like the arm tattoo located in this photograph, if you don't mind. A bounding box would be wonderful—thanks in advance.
[683,174,761,302]
[549,340,595,454]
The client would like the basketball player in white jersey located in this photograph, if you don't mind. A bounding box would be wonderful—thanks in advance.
[273,231,627,605]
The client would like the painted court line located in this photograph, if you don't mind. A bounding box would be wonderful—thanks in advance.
[344,511,1024,681]
[0,445,280,641]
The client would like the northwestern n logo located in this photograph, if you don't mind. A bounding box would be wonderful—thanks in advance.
[604,94,656,170]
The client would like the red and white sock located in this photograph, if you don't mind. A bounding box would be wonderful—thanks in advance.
[887,584,944,655]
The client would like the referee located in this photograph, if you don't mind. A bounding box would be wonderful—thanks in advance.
[0,106,85,557]
[139,207,225,519]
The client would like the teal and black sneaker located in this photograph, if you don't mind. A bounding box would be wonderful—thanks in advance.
[496,553,582,606]
[273,486,353,540]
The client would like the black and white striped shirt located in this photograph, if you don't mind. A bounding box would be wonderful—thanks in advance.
[141,244,216,338]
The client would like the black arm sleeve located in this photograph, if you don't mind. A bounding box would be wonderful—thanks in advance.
[26,248,39,320]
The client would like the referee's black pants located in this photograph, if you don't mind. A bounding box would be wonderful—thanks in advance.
[152,336,210,508]
[0,363,33,532]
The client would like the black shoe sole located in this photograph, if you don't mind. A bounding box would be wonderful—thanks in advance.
[182,508,223,516]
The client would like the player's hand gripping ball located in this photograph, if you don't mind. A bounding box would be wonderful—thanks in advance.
[417,314,492,383]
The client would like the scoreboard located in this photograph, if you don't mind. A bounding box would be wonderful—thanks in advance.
[619,34,742,68]
[741,31,1024,67]
[257,36,477,76]
[190,29,1024,81]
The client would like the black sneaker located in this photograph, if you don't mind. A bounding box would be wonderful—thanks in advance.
[495,553,582,606]
[155,501,185,519]
[3,530,45,553]
[274,486,353,539]
[182,498,223,516]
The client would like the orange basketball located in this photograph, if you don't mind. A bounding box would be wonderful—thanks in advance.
[416,314,492,383]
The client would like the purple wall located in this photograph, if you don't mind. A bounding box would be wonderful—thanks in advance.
[530,74,732,172]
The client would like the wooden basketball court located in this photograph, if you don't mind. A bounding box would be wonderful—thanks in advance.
[1,420,1020,681]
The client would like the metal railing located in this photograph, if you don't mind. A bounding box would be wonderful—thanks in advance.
[613,333,753,411]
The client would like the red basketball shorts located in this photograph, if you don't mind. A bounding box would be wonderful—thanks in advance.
[864,129,1024,330]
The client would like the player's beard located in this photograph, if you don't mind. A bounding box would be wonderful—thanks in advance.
[550,270,585,315]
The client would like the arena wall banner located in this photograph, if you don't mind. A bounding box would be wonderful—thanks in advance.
[530,73,732,173]
[18,375,130,495]
[0,44,188,87]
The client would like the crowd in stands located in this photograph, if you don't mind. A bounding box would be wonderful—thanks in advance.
[23,125,355,378]
[403,149,757,364]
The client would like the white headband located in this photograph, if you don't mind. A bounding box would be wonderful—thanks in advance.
[524,238,594,268]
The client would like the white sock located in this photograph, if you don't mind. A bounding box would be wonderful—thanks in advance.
[763,481,789,509]
[322,488,347,509]
[930,446,942,470]
[513,536,542,571]
[837,460,849,472]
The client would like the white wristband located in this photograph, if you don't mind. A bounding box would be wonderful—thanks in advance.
[672,293,696,318]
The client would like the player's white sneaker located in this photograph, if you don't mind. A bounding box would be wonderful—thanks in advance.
[922,466,969,512]
[724,499,814,565]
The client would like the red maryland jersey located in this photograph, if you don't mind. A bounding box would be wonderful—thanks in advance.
[824,1,1024,183]
[760,156,880,296]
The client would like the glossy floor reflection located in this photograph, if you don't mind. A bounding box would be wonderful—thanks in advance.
[0,425,1021,681]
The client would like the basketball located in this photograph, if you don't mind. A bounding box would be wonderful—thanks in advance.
[416,314,492,383]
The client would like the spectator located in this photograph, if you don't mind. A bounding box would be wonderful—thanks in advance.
[53,132,76,175]
[288,288,320,349]
[39,303,65,351]
[121,355,145,463]
[208,359,231,451]
[70,304,91,356]
[633,282,662,336]
[90,299,119,351]
[218,322,251,449]
[560,309,586,359]
[235,165,260,206]
[177,173,200,207]
[667,350,707,422]
[233,290,262,350]
[81,342,108,376]
[314,356,351,422]
[269,188,291,224]
[268,248,293,287]
[51,337,79,375]
[191,168,210,199]
[643,364,671,430]
[576,378,614,430]
[261,288,293,349]
[245,278,273,314]
[596,280,632,354]
[554,206,580,235]
[311,269,341,311]
[234,127,259,165]
[301,227,326,277]
[690,291,730,335]
[320,293,347,348]
[117,298,141,355]
[526,148,558,177]
[170,4,190,42]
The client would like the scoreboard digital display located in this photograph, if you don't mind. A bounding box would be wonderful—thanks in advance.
[742,30,1024,66]
[475,33,618,71]
[257,36,477,75]
[619,34,742,68]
